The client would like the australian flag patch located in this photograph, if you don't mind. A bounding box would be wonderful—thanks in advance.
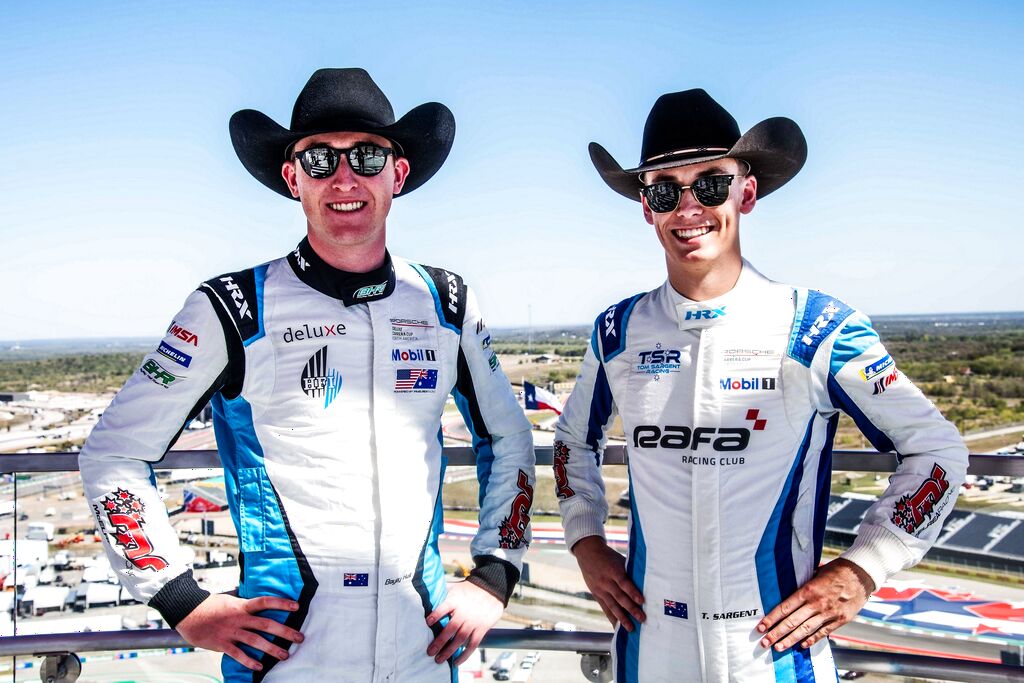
[343,573,369,587]
[664,599,688,619]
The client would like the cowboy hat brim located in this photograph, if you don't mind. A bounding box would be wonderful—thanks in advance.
[590,117,807,202]
[229,102,455,200]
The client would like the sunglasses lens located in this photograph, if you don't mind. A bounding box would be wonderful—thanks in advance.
[300,147,339,179]
[692,175,732,207]
[349,144,389,176]
[643,182,682,213]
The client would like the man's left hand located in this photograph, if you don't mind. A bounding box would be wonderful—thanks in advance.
[757,558,874,651]
[425,580,504,665]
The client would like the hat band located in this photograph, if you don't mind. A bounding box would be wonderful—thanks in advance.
[644,147,730,163]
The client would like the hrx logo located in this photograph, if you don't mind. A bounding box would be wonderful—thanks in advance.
[801,301,841,345]
[445,272,459,315]
[603,305,617,337]
[684,305,727,321]
[220,276,252,320]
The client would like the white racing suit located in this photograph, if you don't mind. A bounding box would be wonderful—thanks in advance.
[554,261,967,682]
[79,239,535,682]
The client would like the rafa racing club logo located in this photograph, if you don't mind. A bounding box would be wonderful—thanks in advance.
[95,489,168,572]
[553,440,575,499]
[499,470,533,549]
[892,464,950,534]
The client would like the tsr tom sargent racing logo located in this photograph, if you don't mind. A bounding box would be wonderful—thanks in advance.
[635,345,682,375]
[301,346,342,409]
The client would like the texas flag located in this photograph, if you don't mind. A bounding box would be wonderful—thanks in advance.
[524,381,563,414]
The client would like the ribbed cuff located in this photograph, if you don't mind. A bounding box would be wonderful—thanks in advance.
[149,569,211,629]
[467,555,520,606]
[840,524,916,593]
[561,505,607,552]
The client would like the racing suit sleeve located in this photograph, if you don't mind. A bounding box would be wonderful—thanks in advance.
[78,290,232,627]
[453,285,535,606]
[552,329,617,552]
[820,310,968,591]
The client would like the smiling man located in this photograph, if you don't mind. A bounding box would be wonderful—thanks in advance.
[553,89,968,682]
[78,68,534,682]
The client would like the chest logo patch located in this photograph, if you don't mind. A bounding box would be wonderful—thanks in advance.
[301,346,342,408]
[394,368,438,392]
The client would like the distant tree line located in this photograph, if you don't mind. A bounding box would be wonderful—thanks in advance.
[0,352,144,393]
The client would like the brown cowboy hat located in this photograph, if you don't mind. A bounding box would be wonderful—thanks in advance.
[230,68,455,199]
[590,89,807,201]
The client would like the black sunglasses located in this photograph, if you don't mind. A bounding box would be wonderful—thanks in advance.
[292,143,396,179]
[640,174,741,213]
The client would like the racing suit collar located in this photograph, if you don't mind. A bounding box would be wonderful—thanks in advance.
[668,259,770,330]
[287,237,397,306]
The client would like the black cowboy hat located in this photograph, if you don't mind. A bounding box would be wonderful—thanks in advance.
[230,68,455,199]
[590,89,807,201]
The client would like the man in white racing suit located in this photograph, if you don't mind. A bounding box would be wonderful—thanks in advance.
[79,68,535,682]
[554,89,968,682]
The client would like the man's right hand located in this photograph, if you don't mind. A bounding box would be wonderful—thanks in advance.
[175,594,305,672]
[572,535,645,631]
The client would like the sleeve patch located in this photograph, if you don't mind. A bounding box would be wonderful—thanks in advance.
[93,488,169,572]
[553,440,576,499]
[892,463,951,534]
[595,293,644,362]
[789,290,855,367]
[498,470,533,549]
[415,264,466,332]
[201,266,264,344]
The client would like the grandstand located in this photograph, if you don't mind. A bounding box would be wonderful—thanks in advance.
[826,494,1024,574]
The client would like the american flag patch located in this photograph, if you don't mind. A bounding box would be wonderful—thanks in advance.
[664,599,688,619]
[343,573,369,587]
[394,368,438,391]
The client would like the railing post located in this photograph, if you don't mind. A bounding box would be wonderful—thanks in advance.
[39,652,81,683]
[579,652,613,682]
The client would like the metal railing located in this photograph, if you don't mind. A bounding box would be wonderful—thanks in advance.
[2,447,1023,682]
[2,446,1023,472]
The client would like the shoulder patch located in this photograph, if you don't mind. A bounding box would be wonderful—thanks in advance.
[413,264,466,333]
[200,265,266,345]
[595,293,645,362]
[788,289,855,367]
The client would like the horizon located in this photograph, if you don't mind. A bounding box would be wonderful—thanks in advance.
[2,309,1022,346]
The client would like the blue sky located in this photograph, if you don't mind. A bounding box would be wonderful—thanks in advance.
[1,2,1021,340]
